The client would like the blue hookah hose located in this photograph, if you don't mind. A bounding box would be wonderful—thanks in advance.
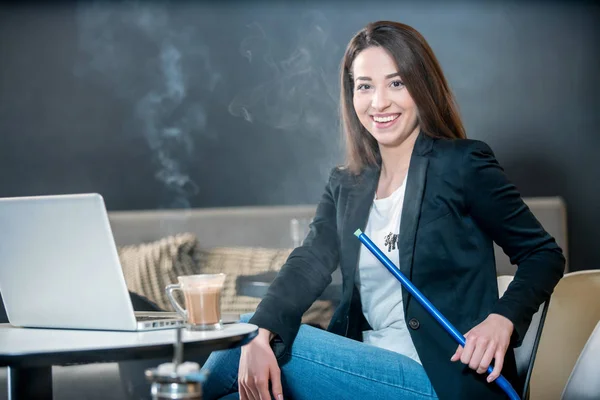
[354,229,520,400]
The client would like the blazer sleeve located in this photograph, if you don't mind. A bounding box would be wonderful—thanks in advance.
[248,168,340,356]
[462,140,565,346]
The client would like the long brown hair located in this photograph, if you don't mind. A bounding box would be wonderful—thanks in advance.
[341,21,466,173]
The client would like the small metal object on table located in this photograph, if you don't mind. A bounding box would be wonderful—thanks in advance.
[146,327,207,399]
[0,323,257,400]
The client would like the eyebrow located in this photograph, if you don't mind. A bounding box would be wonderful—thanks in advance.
[355,72,401,81]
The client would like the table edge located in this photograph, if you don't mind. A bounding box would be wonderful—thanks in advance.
[0,329,257,368]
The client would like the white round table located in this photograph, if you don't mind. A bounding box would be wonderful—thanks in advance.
[0,322,257,400]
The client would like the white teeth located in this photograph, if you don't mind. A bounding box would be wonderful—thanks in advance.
[373,114,399,123]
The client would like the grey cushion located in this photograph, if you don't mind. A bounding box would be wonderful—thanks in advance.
[493,197,568,275]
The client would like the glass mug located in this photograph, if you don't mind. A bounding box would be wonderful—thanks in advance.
[166,274,227,331]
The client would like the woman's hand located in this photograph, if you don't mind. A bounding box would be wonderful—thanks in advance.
[238,328,284,400]
[450,313,514,383]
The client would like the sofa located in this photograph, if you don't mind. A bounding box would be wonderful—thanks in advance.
[0,197,568,399]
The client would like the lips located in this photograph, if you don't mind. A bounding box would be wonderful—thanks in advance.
[372,113,400,123]
[371,113,401,128]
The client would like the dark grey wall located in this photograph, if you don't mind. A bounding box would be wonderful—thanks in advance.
[0,1,598,271]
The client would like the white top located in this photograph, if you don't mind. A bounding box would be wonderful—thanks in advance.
[356,179,421,364]
[0,323,257,356]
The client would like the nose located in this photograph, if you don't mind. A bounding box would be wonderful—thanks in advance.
[370,88,391,111]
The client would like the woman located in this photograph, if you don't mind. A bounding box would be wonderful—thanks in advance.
[202,21,565,400]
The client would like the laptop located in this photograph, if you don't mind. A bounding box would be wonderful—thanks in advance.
[0,193,184,331]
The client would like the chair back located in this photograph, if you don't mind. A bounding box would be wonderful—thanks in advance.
[515,302,548,399]
[530,270,600,399]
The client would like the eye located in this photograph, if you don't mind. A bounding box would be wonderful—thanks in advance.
[391,80,404,88]
[355,83,371,91]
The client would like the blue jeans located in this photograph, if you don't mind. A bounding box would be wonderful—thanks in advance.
[202,314,438,400]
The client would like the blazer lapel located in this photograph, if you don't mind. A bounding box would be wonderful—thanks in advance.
[398,131,433,309]
[341,168,379,286]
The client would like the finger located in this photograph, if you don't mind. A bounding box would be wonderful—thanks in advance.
[450,344,462,362]
[451,332,470,362]
[487,348,506,383]
[270,363,284,400]
[477,344,496,374]
[468,337,489,371]
[460,334,477,366]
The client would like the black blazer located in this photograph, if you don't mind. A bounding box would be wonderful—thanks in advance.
[249,132,565,399]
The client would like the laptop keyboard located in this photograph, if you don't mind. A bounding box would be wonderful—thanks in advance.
[135,315,176,322]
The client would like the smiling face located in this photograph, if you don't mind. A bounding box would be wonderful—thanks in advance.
[352,46,420,149]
